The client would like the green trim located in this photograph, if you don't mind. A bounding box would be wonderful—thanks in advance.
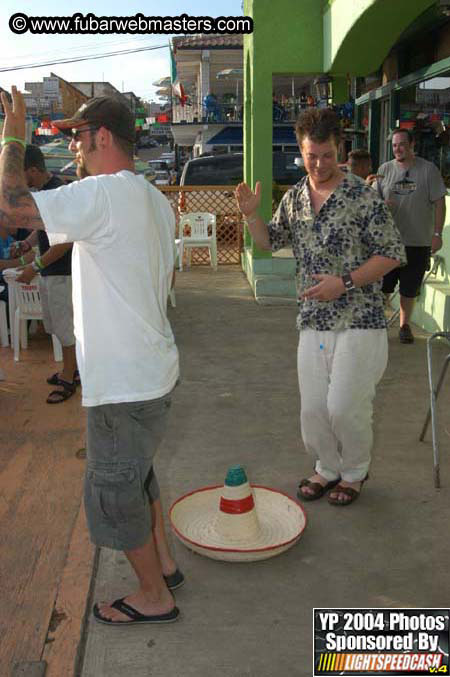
[355,55,450,106]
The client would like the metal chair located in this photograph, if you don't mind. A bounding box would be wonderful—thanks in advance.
[178,213,217,271]
[419,331,450,488]
[13,280,63,362]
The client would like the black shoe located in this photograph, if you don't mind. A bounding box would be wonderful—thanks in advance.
[399,324,414,344]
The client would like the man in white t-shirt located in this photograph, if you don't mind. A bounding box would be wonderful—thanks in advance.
[0,87,182,626]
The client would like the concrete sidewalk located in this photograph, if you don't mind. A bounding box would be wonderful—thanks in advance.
[79,266,450,677]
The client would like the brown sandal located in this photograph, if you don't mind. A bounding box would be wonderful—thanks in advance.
[327,475,368,506]
[297,477,340,502]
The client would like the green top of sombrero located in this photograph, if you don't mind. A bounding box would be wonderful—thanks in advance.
[225,465,248,486]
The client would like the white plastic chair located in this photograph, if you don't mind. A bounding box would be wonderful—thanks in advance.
[178,212,217,271]
[0,286,8,347]
[13,280,63,362]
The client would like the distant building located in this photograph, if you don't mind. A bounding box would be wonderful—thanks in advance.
[23,73,88,118]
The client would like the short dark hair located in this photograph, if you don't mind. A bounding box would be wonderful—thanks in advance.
[24,144,46,172]
[391,128,414,143]
[295,108,341,147]
[348,149,371,163]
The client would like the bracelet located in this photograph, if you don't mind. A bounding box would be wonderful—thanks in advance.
[1,136,26,149]
[34,255,45,270]
[19,256,25,265]
[433,232,442,238]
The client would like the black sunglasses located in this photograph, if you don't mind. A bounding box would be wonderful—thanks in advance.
[70,126,100,141]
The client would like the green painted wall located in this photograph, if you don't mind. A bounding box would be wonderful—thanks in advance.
[324,0,435,74]
[243,0,323,260]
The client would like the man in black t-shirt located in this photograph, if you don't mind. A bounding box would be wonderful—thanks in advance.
[14,145,78,403]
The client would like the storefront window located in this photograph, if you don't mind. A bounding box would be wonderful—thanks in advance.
[399,71,450,186]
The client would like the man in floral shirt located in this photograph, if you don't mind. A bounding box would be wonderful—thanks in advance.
[236,109,406,506]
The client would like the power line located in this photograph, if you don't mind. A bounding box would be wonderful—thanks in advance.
[0,35,155,63]
[0,43,168,73]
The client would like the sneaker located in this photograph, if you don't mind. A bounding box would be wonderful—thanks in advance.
[399,324,414,344]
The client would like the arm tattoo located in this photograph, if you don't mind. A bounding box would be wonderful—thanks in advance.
[0,144,45,230]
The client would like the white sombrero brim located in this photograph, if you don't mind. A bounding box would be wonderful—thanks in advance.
[169,485,307,562]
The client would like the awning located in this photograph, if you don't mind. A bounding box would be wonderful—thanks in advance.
[207,126,297,146]
[207,126,243,145]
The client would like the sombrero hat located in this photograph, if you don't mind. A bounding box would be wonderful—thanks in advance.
[169,465,307,562]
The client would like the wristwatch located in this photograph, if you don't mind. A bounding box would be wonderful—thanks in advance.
[433,232,442,238]
[342,273,355,291]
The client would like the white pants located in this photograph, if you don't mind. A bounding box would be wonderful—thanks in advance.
[297,328,388,482]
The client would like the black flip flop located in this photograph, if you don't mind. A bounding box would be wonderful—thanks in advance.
[93,598,180,626]
[46,379,77,404]
[47,370,81,386]
[164,568,185,590]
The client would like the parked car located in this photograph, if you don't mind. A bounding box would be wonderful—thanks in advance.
[178,151,305,215]
[180,151,305,186]
[159,152,176,168]
[152,170,170,186]
[147,159,169,171]
[137,136,158,149]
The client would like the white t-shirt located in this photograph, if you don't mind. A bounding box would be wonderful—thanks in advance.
[32,170,179,407]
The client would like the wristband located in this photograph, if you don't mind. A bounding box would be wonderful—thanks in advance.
[1,136,26,149]
[34,255,45,270]
[433,232,442,238]
[19,256,25,265]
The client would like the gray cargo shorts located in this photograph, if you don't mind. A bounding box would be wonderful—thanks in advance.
[84,393,172,551]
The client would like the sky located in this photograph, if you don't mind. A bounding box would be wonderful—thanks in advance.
[0,0,244,102]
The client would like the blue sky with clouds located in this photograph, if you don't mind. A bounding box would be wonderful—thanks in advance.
[0,1,244,100]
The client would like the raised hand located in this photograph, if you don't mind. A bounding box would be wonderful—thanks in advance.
[235,181,261,216]
[0,86,26,142]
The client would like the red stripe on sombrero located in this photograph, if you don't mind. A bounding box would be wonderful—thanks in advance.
[219,494,254,514]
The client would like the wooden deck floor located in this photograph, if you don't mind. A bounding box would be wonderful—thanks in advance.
[0,329,88,675]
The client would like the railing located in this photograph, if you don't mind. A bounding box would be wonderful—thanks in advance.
[172,102,243,125]
[158,185,243,265]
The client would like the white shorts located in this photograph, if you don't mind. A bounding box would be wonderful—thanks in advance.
[39,275,75,347]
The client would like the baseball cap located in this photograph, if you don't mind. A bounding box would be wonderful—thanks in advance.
[52,96,135,143]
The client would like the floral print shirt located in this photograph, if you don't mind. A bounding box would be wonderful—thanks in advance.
[267,173,406,331]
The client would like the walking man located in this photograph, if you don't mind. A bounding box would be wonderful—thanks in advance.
[236,108,406,505]
[0,87,181,624]
[374,128,446,343]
